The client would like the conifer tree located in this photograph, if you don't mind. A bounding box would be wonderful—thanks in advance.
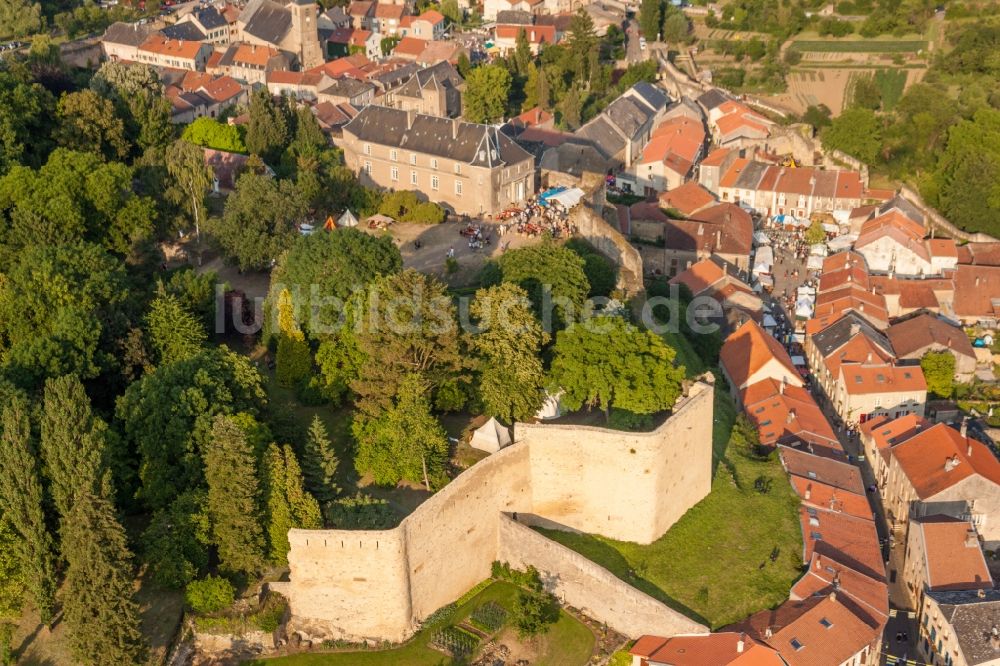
[0,399,56,624]
[203,415,265,575]
[146,292,208,364]
[40,374,108,534]
[62,490,147,666]
[263,443,321,564]
[275,288,311,388]
[301,416,340,504]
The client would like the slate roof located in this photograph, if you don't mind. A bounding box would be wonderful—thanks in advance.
[809,311,893,360]
[240,0,292,44]
[193,5,228,29]
[576,116,625,159]
[631,80,669,111]
[697,87,730,111]
[162,21,206,41]
[102,21,155,47]
[321,77,374,98]
[344,105,532,167]
[928,589,1000,665]
[878,194,924,225]
[496,9,532,23]
[605,96,652,140]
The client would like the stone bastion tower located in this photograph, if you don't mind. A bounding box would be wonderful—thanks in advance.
[270,374,717,644]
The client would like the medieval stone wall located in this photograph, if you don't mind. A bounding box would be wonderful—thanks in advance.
[282,377,716,644]
[496,515,708,637]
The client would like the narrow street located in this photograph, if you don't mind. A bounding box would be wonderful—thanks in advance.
[765,231,922,665]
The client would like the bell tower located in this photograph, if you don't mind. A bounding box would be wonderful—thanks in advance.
[288,0,323,70]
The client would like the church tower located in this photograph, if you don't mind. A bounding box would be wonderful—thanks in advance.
[288,0,323,70]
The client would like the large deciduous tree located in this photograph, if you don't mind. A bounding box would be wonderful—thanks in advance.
[0,0,44,39]
[549,315,685,420]
[203,415,266,575]
[463,65,512,124]
[353,373,450,489]
[821,106,882,165]
[211,171,307,271]
[495,242,590,328]
[471,283,549,423]
[63,489,148,666]
[54,90,130,161]
[165,139,213,243]
[0,398,56,624]
[116,346,266,510]
[920,350,956,399]
[245,88,289,163]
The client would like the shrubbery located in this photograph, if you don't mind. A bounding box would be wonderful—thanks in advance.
[185,575,235,615]
[181,117,247,153]
[378,191,446,224]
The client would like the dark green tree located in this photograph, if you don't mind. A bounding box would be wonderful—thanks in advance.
[211,171,308,270]
[921,351,956,399]
[821,107,882,165]
[639,0,662,39]
[566,8,598,80]
[116,346,267,509]
[165,139,213,242]
[141,489,211,588]
[353,374,450,489]
[245,88,289,163]
[463,64,513,123]
[513,29,533,76]
[40,374,109,536]
[496,242,590,327]
[262,443,322,563]
[471,283,549,423]
[62,490,148,666]
[146,292,208,364]
[203,415,266,575]
[550,315,685,420]
[302,416,340,504]
[0,398,56,624]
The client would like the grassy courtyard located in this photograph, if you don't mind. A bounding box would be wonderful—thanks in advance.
[537,386,804,629]
[246,581,594,666]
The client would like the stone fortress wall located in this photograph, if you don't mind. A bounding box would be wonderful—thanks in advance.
[280,376,716,644]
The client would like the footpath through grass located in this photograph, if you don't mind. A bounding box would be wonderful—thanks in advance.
[537,386,804,629]
[246,581,594,666]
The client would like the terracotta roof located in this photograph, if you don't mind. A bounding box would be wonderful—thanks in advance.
[860,413,930,452]
[393,35,428,56]
[633,632,784,665]
[669,256,725,294]
[511,106,553,128]
[138,34,206,59]
[953,265,1000,319]
[374,3,405,19]
[736,594,882,666]
[741,379,841,455]
[916,516,993,591]
[886,313,976,360]
[349,29,373,46]
[198,75,243,103]
[495,24,556,43]
[839,362,926,396]
[720,157,751,188]
[642,116,705,168]
[791,477,870,519]
[891,423,1000,499]
[959,241,1000,266]
[658,181,716,216]
[629,202,753,258]
[799,507,884,581]
[870,275,951,311]
[818,252,869,293]
[721,320,802,390]
[701,146,731,167]
[716,111,770,138]
[812,284,889,328]
[228,42,280,66]
[855,210,928,260]
[418,9,446,24]
[779,446,865,494]
[308,54,371,78]
[790,553,888,626]
[349,0,373,16]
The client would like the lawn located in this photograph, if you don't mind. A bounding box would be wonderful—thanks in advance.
[245,581,594,666]
[791,39,927,52]
[536,386,804,629]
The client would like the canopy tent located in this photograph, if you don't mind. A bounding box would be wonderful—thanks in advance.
[763,313,778,328]
[753,246,774,275]
[535,391,564,421]
[809,243,828,257]
[337,210,359,228]
[822,223,839,234]
[807,254,824,271]
[795,296,814,319]
[754,231,772,246]
[797,285,816,298]
[831,209,850,224]
[469,417,512,454]
[791,355,806,366]
[827,234,857,252]
[548,187,585,209]
[754,274,773,290]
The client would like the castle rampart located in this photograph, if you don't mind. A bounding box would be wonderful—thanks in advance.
[283,376,716,643]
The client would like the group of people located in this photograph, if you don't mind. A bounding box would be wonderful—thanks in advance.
[493,200,576,239]
[458,223,492,251]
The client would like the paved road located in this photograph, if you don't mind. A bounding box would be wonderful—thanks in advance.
[626,19,646,64]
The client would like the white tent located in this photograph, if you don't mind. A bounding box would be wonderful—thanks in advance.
[549,187,585,209]
[535,391,563,420]
[795,296,814,319]
[827,234,857,252]
[809,243,828,257]
[822,222,839,235]
[807,254,824,271]
[470,417,512,454]
[337,210,359,228]
[754,231,772,246]
[763,313,778,328]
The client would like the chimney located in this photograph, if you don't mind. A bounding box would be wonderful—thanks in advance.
[804,484,811,500]
[765,626,773,639]
[736,633,745,654]
[979,589,988,600]
[850,322,860,337]
[780,378,786,395]
[787,408,797,424]
[966,528,979,548]
[814,556,821,570]
[945,455,961,472]
[829,590,837,603]
[976,276,981,287]
[406,108,416,129]
[866,352,872,363]
[716,229,722,246]
[452,117,460,140]
[961,416,969,439]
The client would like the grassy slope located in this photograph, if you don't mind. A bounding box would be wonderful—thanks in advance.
[537,386,804,630]
[247,582,593,666]
[791,39,927,52]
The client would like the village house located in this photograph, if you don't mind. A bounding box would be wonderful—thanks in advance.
[341,105,536,216]
[669,256,762,330]
[740,379,841,458]
[163,71,247,122]
[482,0,544,20]
[886,314,978,383]
[630,115,705,195]
[713,160,864,220]
[212,42,291,85]
[265,69,328,98]
[135,34,213,72]
[237,0,325,69]
[698,146,738,195]
[100,21,156,62]
[917,589,1000,666]
[492,23,556,55]
[881,420,1000,546]
[658,181,716,218]
[348,0,375,29]
[628,633,784,666]
[380,61,464,118]
[854,207,958,277]
[859,413,929,487]
[903,516,992,611]
[576,82,669,167]
[627,200,754,274]
[373,2,407,35]
[790,552,889,632]
[696,89,774,145]
[401,10,447,39]
[805,312,927,425]
[720,320,804,401]
[172,5,232,45]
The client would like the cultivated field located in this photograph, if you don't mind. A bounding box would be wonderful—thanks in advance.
[791,39,928,52]
[764,66,922,115]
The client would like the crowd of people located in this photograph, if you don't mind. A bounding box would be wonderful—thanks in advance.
[494,200,577,239]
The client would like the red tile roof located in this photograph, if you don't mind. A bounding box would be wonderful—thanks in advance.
[229,42,280,66]
[886,313,976,360]
[953,265,1000,319]
[658,181,716,216]
[701,147,732,167]
[790,553,888,627]
[741,379,840,455]
[800,507,884,580]
[633,633,784,665]
[891,423,1000,499]
[779,446,865,494]
[915,516,993,591]
[860,413,930,452]
[374,3,405,18]
[721,320,802,391]
[495,24,556,43]
[418,9,446,24]
[139,34,206,59]
[393,35,428,56]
